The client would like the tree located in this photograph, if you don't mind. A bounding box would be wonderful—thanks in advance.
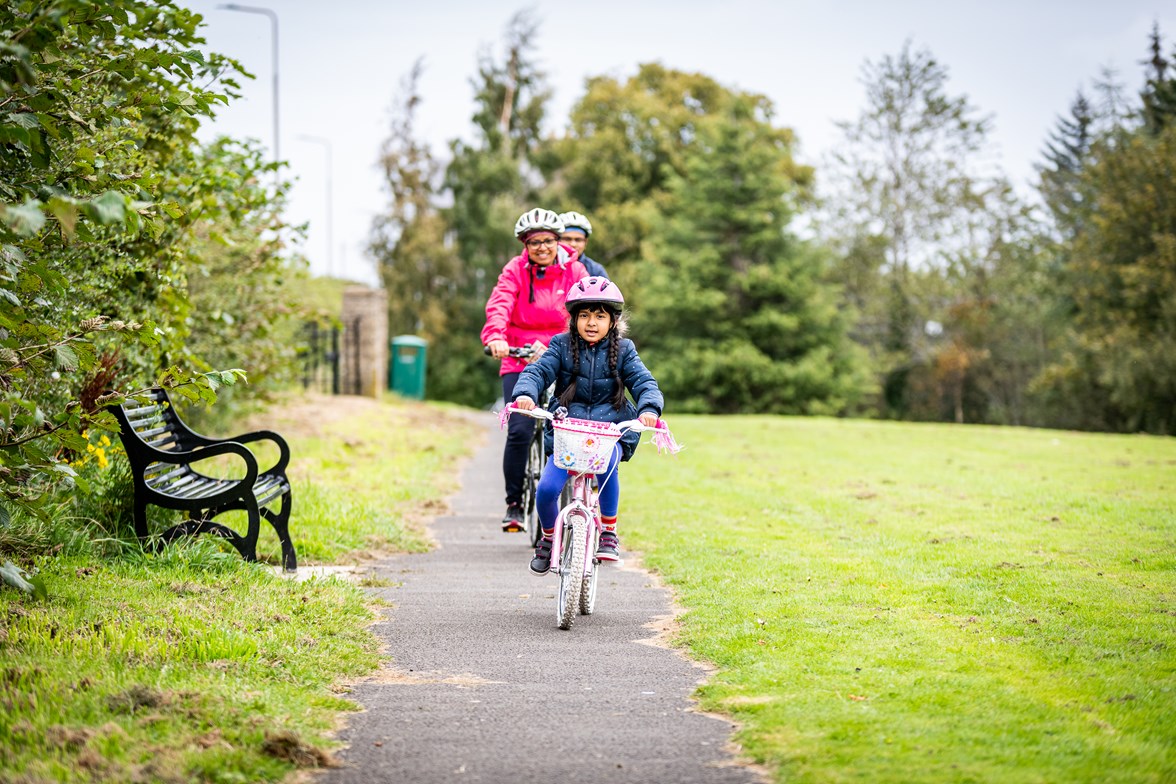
[636,98,868,414]
[818,41,1002,418]
[1038,91,1095,236]
[539,63,774,281]
[371,60,456,341]
[1045,125,1176,433]
[1141,23,1176,135]
[1030,25,1176,434]
[370,13,552,405]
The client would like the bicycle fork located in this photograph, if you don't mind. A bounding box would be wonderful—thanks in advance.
[550,475,600,578]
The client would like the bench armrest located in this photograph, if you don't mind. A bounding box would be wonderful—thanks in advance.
[226,429,291,475]
[144,441,260,487]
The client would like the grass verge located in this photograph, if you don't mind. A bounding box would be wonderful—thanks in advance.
[622,416,1176,784]
[0,394,482,783]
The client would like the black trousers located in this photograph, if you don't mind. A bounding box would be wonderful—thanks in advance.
[502,372,536,506]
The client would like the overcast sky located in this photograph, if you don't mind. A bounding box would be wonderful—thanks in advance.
[184,0,1176,285]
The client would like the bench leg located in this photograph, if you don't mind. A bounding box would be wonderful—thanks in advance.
[133,497,150,544]
[261,489,297,572]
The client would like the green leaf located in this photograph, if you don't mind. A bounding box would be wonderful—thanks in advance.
[27,575,48,601]
[0,560,36,595]
[0,503,9,528]
[1,200,46,237]
[47,197,78,237]
[84,191,128,226]
[8,112,41,131]
[54,343,78,370]
[0,125,31,147]
[51,462,78,479]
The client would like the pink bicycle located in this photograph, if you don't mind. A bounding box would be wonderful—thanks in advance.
[503,404,680,630]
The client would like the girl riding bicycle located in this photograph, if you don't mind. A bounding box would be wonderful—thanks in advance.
[511,277,664,574]
[483,208,589,531]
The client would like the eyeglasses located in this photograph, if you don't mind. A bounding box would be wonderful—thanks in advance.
[526,238,557,250]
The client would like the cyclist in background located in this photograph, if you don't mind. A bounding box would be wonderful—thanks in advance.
[558,211,608,280]
[483,208,589,531]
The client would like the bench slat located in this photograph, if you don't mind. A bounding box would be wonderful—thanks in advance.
[136,424,174,439]
[146,433,181,450]
[145,464,188,485]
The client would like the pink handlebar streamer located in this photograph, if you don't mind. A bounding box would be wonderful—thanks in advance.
[650,420,683,455]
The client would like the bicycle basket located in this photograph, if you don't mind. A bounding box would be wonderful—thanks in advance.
[551,418,621,474]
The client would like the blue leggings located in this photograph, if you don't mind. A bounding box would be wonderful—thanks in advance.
[537,444,621,533]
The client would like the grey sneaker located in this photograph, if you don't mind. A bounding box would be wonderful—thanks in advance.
[530,538,553,575]
[596,531,620,561]
[501,503,525,532]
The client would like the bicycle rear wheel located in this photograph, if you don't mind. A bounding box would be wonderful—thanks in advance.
[523,432,543,546]
[556,512,586,630]
[579,558,598,615]
[580,498,601,615]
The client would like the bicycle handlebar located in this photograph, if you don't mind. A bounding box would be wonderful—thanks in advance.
[503,403,677,440]
[483,344,537,358]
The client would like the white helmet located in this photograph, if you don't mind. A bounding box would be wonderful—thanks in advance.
[514,208,564,240]
[558,211,592,236]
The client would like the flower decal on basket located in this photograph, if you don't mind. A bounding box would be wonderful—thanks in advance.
[587,453,607,472]
[583,436,596,449]
[558,452,577,468]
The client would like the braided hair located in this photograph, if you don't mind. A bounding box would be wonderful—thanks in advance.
[558,304,627,410]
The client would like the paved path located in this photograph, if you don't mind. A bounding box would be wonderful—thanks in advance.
[323,413,762,784]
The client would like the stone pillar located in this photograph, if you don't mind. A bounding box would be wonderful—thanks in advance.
[341,286,388,398]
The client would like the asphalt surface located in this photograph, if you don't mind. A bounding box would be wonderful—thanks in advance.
[322,412,763,784]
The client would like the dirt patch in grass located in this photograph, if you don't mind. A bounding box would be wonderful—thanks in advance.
[245,393,398,440]
[261,730,339,768]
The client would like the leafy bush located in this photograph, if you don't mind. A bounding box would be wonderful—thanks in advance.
[0,2,312,530]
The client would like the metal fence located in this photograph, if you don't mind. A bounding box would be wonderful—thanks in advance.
[299,321,338,395]
[298,316,368,396]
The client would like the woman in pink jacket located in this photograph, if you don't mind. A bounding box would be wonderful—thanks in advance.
[482,208,588,531]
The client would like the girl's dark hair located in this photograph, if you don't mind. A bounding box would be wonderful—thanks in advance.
[558,305,626,410]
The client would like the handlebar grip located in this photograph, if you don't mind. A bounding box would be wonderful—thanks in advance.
[484,344,535,358]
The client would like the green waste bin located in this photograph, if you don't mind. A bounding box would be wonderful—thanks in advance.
[389,335,428,399]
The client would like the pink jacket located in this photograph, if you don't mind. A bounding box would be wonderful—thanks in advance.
[481,244,588,375]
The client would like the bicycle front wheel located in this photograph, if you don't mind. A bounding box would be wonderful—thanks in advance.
[556,512,587,630]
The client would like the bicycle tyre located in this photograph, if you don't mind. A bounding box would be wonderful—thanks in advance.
[579,560,598,616]
[524,433,543,546]
[580,498,601,615]
[556,513,586,630]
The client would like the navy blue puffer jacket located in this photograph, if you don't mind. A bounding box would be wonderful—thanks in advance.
[511,331,663,461]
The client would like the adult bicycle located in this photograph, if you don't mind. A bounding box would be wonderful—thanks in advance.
[484,344,553,545]
[503,403,679,630]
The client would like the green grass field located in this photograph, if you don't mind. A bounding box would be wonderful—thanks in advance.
[5,402,1172,783]
[621,416,1176,783]
[0,395,481,783]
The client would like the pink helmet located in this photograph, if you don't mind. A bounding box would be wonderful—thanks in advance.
[566,276,624,312]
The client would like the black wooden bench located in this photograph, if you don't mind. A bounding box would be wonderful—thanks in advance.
[109,388,297,571]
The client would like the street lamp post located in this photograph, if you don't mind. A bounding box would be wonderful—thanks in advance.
[297,135,334,277]
[218,4,280,163]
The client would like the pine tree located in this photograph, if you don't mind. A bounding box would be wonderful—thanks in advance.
[1141,23,1176,135]
[637,100,868,414]
[1038,91,1095,235]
